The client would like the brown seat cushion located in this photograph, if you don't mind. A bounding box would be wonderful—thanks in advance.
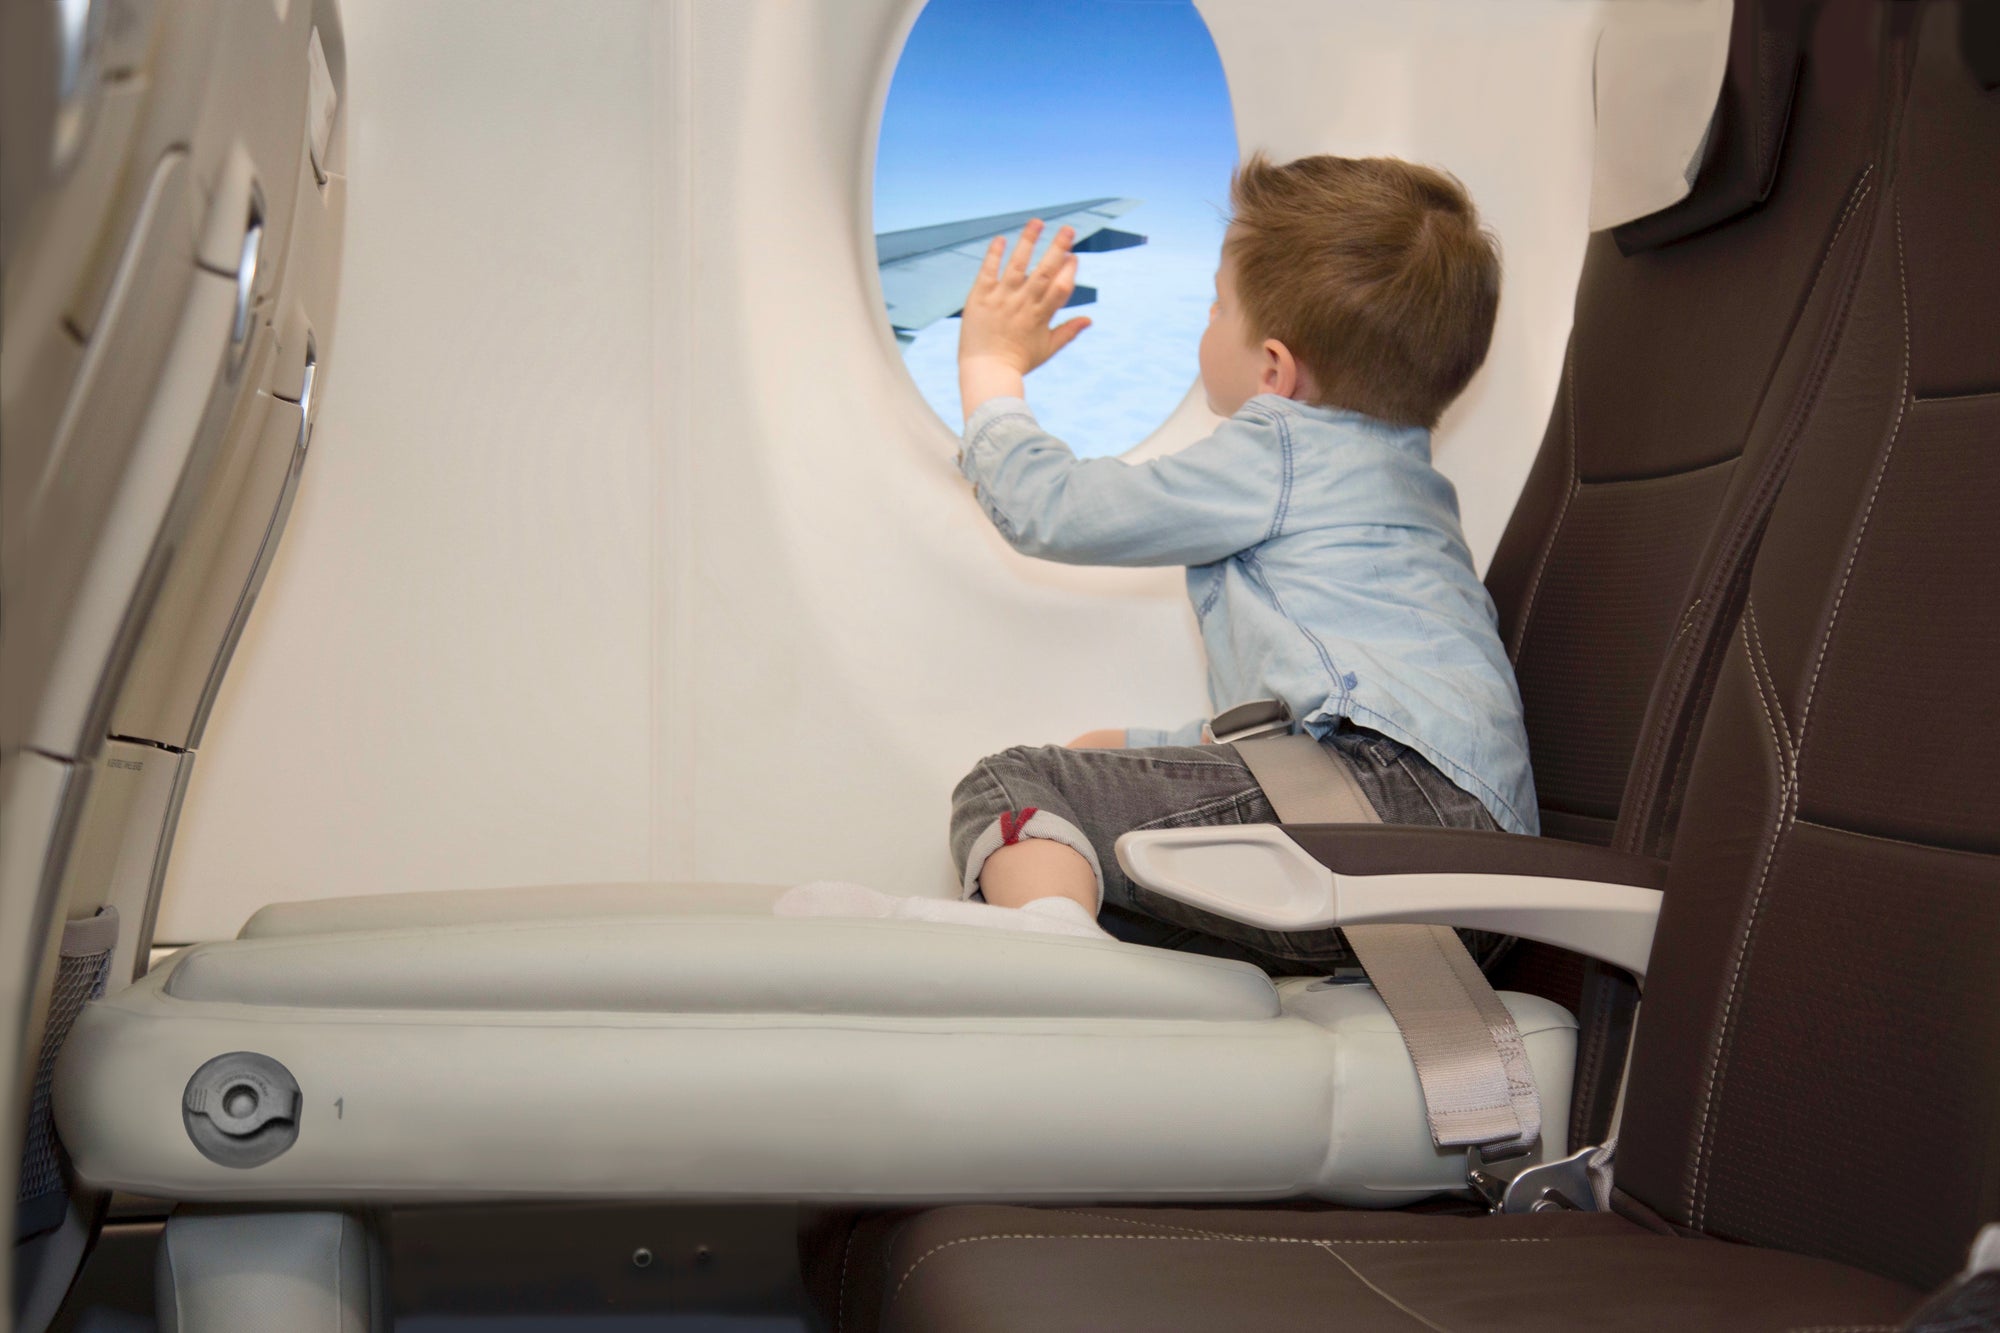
[824,1204,1921,1333]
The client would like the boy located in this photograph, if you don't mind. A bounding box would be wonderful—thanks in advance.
[943,153,1535,965]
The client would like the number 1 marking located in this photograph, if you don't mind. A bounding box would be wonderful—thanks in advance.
[334,1097,344,1119]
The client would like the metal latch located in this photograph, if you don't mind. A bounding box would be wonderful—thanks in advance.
[1202,698,1293,746]
[1467,1143,1606,1214]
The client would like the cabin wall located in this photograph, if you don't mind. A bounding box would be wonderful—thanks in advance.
[160,0,1613,941]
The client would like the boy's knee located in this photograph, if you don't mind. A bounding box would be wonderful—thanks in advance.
[958,806,1105,909]
[951,744,1063,806]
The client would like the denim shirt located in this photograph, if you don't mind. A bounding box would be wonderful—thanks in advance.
[960,394,1539,836]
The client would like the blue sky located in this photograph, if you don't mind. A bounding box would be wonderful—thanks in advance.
[876,0,1238,457]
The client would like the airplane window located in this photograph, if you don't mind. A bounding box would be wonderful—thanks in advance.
[875,0,1237,459]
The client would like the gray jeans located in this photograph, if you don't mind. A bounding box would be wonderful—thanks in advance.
[949,725,1508,973]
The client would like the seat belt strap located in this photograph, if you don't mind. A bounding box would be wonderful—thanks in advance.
[1234,733,1542,1152]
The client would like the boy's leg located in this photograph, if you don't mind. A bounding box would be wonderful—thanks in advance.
[978,839,1098,914]
[949,727,1504,969]
[951,742,1326,961]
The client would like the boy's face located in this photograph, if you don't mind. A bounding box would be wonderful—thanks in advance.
[1198,245,1265,417]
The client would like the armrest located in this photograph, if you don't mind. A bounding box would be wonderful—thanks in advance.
[1276,825,1667,888]
[1114,825,1665,982]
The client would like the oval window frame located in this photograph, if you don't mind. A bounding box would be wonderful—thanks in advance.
[862,0,1239,465]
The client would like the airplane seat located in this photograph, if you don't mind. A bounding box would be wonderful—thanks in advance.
[1468,0,1906,1140]
[128,0,1903,1215]
[806,1,2000,1326]
[24,3,1992,1331]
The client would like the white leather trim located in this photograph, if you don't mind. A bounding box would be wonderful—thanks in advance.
[62,981,1335,1203]
[172,916,1279,1021]
[238,881,792,938]
[55,932,1573,1208]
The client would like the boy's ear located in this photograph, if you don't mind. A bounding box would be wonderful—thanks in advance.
[1259,339,1303,400]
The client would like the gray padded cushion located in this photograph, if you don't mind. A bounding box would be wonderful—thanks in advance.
[168,915,1282,1021]
[239,881,791,937]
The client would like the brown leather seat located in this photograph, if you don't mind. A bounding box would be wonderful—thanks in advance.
[838,1206,1919,1333]
[1481,0,1913,1137]
[816,1,1999,1327]
[1485,0,1880,860]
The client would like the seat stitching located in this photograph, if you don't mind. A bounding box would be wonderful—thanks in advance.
[1625,169,1873,846]
[883,1233,1553,1310]
[1670,596,1705,645]
[1686,723,1797,1227]
[1741,602,1795,769]
[1686,615,1800,1222]
[1051,1210,1243,1238]
[1804,169,1875,296]
[1691,202,1909,1229]
[835,1221,856,1333]
[1795,204,1910,751]
[1316,1243,1453,1332]
[1782,1326,1899,1332]
[1049,1210,1557,1245]
[1510,356,1578,667]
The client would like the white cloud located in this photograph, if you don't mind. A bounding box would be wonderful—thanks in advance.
[896,244,1218,458]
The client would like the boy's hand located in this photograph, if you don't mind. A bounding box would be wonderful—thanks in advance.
[958,219,1091,418]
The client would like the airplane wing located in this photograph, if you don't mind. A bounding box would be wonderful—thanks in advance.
[876,198,1146,344]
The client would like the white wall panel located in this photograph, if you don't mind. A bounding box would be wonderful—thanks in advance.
[159,0,658,938]
[164,0,1627,938]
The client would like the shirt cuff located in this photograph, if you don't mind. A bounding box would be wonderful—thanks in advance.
[959,396,1039,478]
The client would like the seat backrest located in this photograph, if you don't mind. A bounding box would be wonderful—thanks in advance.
[1485,0,1902,854]
[2,0,347,1323]
[1618,0,1999,1291]
[1486,0,1920,1147]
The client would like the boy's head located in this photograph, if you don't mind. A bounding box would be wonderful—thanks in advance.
[1199,153,1501,428]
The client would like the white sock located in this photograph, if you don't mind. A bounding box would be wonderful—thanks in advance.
[1017,895,1111,938]
[775,881,1112,941]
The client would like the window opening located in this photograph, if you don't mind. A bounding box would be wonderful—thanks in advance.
[875,0,1237,458]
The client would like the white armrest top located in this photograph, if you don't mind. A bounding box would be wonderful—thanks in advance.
[1117,825,1663,980]
[239,882,792,938]
[165,915,1281,1021]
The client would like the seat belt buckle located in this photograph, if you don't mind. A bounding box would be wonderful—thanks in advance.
[1201,698,1293,746]
[1466,1143,1606,1215]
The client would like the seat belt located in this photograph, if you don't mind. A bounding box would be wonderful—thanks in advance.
[1234,733,1542,1154]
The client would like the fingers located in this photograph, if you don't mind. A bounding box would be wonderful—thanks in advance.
[1002,219,1044,282]
[976,235,1005,286]
[1032,254,1078,324]
[1030,225,1077,289]
[1047,315,1091,356]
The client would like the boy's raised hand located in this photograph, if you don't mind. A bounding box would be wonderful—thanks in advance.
[957,219,1091,418]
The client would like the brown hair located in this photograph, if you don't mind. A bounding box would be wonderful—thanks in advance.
[1226,153,1500,429]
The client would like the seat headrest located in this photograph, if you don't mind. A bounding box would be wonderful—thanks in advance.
[1588,0,1734,233]
[1613,0,1817,254]
[1966,0,2000,90]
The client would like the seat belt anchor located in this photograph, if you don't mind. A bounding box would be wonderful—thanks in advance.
[1201,698,1293,746]
[1466,1143,1606,1215]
